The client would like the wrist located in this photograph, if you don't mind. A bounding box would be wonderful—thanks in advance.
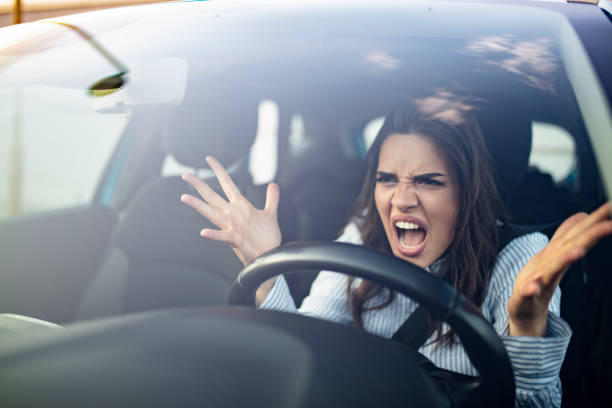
[257,235,282,258]
[237,236,281,266]
[508,314,547,337]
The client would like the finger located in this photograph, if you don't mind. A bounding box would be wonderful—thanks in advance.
[521,280,541,298]
[206,156,242,202]
[537,216,612,302]
[539,245,584,287]
[182,172,226,208]
[264,182,280,215]
[563,202,612,242]
[536,218,612,291]
[570,218,612,253]
[200,228,235,246]
[180,194,226,227]
[550,212,586,241]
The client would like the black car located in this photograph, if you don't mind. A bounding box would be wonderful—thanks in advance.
[0,0,611,406]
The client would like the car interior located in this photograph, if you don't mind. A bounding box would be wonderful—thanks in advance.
[67,88,610,406]
[1,87,609,406]
[1,2,611,405]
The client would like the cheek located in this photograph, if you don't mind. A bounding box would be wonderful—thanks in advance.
[424,191,458,235]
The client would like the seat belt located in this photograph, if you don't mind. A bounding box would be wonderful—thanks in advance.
[392,305,433,349]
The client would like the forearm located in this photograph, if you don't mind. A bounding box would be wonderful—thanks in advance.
[258,275,298,312]
[255,277,278,307]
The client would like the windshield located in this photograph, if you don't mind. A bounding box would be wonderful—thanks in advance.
[0,0,608,225]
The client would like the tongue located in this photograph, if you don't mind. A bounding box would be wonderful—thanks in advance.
[400,229,426,246]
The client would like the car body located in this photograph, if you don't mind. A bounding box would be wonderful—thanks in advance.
[0,0,611,406]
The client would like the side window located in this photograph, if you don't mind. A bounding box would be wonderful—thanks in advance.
[362,116,385,153]
[249,100,279,185]
[528,122,576,183]
[511,121,579,224]
[0,87,127,219]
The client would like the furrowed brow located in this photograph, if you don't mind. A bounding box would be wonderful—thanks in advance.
[414,172,445,179]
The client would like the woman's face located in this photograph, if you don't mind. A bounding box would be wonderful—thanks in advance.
[375,133,459,268]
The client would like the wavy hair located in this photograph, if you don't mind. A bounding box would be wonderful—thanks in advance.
[346,103,507,346]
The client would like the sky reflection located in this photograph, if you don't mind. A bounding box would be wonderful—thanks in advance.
[364,50,400,70]
[412,88,482,126]
[464,35,558,94]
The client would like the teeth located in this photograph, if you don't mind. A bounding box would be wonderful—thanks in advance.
[400,241,422,250]
[394,221,421,230]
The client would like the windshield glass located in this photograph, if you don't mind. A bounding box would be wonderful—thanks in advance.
[0,22,129,218]
[0,0,608,225]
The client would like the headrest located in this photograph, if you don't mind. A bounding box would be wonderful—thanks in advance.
[162,87,258,168]
[474,107,532,204]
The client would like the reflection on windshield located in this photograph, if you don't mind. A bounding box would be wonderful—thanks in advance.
[412,88,482,125]
[464,35,558,94]
[250,100,279,185]
[364,50,400,70]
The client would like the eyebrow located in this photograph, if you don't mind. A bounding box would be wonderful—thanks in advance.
[413,172,445,179]
[376,171,446,178]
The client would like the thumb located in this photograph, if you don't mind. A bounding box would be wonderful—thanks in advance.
[265,182,280,215]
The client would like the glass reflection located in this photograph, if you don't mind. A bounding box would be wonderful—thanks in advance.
[364,50,400,70]
[412,88,482,125]
[464,35,558,94]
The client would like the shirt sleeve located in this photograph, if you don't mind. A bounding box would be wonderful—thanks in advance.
[486,232,572,408]
[259,274,298,312]
[259,221,362,327]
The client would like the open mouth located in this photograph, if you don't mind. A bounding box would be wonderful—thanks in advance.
[394,220,427,254]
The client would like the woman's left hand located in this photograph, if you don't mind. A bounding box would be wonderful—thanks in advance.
[508,202,612,337]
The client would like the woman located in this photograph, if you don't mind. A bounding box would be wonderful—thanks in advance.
[180,104,612,407]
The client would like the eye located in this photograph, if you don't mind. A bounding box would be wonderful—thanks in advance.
[413,175,444,186]
[376,172,396,183]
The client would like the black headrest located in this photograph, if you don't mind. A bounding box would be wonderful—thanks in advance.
[474,107,532,204]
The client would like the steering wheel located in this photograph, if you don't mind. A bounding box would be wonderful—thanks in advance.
[228,241,515,408]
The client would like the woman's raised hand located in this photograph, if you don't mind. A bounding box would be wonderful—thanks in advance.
[180,156,281,266]
[508,202,612,337]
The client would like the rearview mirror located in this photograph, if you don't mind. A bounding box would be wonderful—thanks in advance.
[91,58,188,112]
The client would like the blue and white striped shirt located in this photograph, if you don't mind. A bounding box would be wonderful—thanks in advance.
[261,222,571,407]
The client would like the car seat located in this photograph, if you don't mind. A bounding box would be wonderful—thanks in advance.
[76,100,270,319]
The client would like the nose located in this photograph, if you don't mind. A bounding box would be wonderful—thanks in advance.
[391,181,419,210]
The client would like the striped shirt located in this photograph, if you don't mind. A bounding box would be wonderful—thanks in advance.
[261,222,571,407]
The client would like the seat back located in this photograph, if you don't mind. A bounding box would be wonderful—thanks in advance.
[76,95,264,319]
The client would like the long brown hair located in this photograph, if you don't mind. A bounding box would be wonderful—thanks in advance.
[347,103,507,346]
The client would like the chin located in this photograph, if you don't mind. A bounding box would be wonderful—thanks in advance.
[393,250,427,268]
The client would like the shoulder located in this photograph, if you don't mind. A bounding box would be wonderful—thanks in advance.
[488,231,549,296]
[498,231,548,264]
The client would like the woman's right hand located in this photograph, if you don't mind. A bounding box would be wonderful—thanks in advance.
[180,156,281,266]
